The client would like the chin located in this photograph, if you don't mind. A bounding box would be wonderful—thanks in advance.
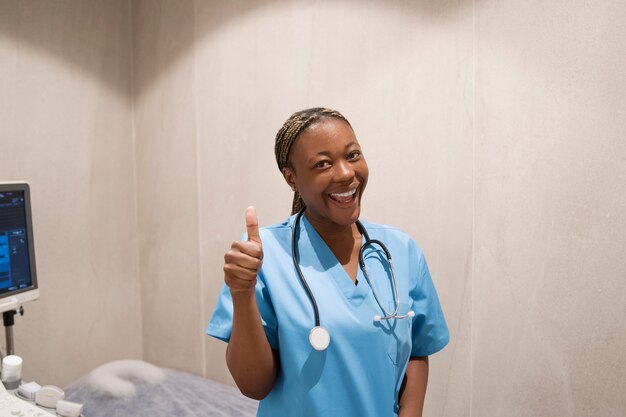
[329,205,361,226]
[305,196,363,228]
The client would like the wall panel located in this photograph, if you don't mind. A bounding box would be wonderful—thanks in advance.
[0,0,141,386]
[132,0,205,374]
[474,1,626,415]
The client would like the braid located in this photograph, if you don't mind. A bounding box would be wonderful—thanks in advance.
[274,108,350,215]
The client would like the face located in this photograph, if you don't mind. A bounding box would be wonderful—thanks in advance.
[283,117,369,228]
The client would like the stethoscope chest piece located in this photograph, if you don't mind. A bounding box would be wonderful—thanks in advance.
[309,326,330,351]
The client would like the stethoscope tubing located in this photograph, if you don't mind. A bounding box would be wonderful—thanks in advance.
[291,211,321,327]
[292,209,414,334]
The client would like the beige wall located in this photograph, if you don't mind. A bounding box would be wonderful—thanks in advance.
[1,0,625,415]
[132,0,205,375]
[474,2,626,415]
[0,0,142,386]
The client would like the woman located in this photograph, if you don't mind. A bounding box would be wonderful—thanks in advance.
[207,108,449,417]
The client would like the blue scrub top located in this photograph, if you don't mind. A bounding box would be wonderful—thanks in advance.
[207,214,449,417]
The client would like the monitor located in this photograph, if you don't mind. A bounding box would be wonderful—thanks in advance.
[0,182,39,313]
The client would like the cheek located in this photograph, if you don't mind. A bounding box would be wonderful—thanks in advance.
[359,163,370,183]
[294,175,315,195]
[296,174,328,200]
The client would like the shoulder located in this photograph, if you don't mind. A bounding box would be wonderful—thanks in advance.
[359,219,404,234]
[359,219,425,256]
[359,219,413,242]
[256,214,296,242]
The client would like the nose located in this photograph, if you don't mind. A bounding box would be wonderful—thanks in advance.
[335,160,355,182]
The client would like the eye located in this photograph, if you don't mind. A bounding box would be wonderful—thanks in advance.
[314,160,331,169]
[347,150,361,160]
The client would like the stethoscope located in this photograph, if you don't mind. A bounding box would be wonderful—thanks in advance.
[292,209,415,351]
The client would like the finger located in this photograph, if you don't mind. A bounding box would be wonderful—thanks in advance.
[246,206,262,244]
[232,240,263,259]
[224,263,259,282]
[224,248,262,270]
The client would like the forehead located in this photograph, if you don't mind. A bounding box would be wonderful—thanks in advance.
[290,118,358,157]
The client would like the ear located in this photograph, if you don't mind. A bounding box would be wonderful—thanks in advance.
[282,167,297,192]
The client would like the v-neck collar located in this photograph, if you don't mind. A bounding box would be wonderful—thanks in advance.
[299,215,370,304]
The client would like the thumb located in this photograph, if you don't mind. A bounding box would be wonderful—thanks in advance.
[245,206,261,243]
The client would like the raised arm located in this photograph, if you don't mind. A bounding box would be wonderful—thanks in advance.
[223,206,278,399]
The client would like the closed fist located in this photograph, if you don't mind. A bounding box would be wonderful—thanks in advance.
[223,206,264,292]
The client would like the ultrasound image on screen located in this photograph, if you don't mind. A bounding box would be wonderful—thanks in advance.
[0,191,33,294]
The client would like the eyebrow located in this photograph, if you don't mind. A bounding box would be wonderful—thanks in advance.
[307,142,361,160]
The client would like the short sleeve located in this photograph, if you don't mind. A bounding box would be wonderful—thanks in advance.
[409,240,450,357]
[205,238,279,350]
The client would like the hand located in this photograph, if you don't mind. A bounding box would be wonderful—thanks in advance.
[223,206,264,293]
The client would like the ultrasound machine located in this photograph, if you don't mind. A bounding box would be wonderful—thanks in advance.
[0,182,39,356]
[0,183,60,416]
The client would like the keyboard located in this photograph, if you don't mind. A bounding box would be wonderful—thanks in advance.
[0,387,54,417]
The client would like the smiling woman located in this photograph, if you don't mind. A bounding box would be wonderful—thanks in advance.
[206,108,449,417]
[281,111,368,234]
[273,108,364,216]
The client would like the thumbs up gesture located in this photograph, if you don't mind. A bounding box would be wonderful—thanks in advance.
[223,206,264,292]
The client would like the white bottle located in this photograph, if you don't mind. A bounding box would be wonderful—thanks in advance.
[1,355,23,391]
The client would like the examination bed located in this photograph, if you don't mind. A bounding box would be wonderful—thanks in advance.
[64,365,258,417]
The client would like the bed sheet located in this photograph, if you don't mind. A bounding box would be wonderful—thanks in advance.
[64,368,258,417]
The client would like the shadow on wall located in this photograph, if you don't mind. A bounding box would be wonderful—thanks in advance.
[0,0,471,100]
[0,0,132,99]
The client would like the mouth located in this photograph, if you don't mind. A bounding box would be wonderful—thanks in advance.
[328,187,358,205]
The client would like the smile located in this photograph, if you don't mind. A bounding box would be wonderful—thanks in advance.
[328,188,357,204]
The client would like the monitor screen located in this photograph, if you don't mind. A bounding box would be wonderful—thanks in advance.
[0,183,38,312]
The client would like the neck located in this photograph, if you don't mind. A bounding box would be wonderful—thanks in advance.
[302,211,362,282]
[303,211,360,245]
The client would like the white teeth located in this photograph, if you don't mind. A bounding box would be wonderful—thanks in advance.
[330,189,356,198]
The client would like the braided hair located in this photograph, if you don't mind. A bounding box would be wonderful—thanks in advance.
[274,108,351,214]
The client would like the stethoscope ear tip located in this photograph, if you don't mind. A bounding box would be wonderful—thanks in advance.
[408,310,415,318]
[373,315,382,322]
